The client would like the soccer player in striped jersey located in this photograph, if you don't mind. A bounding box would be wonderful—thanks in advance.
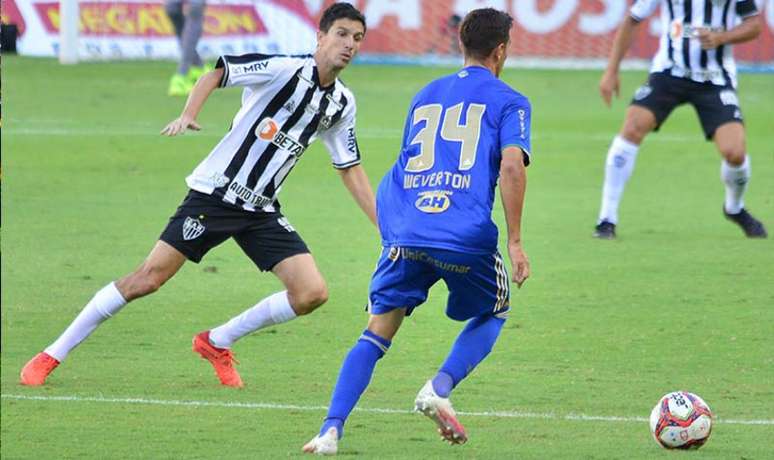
[303,8,530,454]
[594,0,766,239]
[20,4,376,388]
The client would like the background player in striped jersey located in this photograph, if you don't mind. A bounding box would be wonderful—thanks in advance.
[20,3,376,388]
[594,0,766,239]
[303,8,530,454]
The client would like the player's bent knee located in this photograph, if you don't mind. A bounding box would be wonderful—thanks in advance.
[621,122,649,145]
[720,147,746,166]
[289,283,329,315]
[119,266,169,300]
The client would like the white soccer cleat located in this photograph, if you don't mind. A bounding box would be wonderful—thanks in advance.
[302,427,338,455]
[414,380,468,445]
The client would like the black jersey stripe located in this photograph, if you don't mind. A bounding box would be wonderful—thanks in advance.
[216,67,303,198]
[242,79,319,200]
[261,88,337,198]
[327,93,350,129]
[665,0,675,65]
[682,0,693,72]
[700,0,713,68]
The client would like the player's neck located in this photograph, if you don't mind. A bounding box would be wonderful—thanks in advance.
[463,59,498,77]
[314,54,340,88]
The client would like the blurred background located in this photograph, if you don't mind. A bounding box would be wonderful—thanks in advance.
[2,0,772,70]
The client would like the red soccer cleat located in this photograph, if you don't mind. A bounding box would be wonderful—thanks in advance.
[20,352,60,386]
[192,331,243,388]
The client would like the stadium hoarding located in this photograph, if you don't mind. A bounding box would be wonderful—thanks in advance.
[1,0,772,65]
[0,0,318,59]
[324,0,774,64]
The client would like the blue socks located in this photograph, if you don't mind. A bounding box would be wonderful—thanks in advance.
[319,315,504,440]
[320,330,391,438]
[434,314,505,395]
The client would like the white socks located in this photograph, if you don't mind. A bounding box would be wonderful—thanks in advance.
[45,282,127,362]
[209,291,297,349]
[721,156,750,214]
[598,135,640,224]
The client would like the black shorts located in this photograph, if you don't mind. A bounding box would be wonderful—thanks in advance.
[159,190,309,271]
[630,71,744,140]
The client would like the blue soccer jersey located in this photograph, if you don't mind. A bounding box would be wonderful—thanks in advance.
[376,66,531,254]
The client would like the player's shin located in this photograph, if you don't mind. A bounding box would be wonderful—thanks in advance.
[598,135,639,224]
[208,291,296,348]
[435,315,505,393]
[320,330,392,438]
[721,155,750,214]
[45,282,128,361]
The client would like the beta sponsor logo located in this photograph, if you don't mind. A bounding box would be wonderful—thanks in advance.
[255,117,305,156]
[33,2,267,37]
[415,190,452,214]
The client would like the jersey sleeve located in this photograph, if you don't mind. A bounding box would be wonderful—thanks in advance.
[735,0,759,18]
[499,95,532,166]
[630,0,661,22]
[320,93,361,169]
[216,54,287,88]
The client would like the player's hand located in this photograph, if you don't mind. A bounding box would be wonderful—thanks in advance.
[599,70,620,108]
[160,115,201,136]
[507,241,530,288]
[697,29,723,50]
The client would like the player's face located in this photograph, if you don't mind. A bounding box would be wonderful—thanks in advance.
[317,19,365,70]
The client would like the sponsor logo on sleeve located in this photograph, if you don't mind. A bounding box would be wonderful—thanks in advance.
[346,127,357,153]
[518,109,527,140]
[232,60,268,75]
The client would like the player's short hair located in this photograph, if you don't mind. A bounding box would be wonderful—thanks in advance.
[319,3,367,33]
[460,8,513,60]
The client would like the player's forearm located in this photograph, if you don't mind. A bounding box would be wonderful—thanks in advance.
[499,150,527,245]
[180,69,223,120]
[719,15,761,45]
[606,16,639,74]
[339,164,377,226]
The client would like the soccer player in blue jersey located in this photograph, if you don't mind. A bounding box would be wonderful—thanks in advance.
[303,8,531,454]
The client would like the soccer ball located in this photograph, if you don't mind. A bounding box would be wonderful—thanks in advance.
[649,391,713,449]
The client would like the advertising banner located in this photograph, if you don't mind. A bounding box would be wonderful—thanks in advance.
[1,0,772,63]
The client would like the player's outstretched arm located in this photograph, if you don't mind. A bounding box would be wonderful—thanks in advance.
[698,15,761,50]
[499,146,529,288]
[161,67,225,136]
[338,164,377,227]
[600,16,639,108]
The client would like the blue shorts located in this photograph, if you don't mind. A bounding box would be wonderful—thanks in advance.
[368,246,510,321]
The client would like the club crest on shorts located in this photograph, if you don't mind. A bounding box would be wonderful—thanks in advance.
[182,217,206,241]
[634,85,652,101]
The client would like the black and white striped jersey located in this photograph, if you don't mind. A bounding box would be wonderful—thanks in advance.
[186,54,361,213]
[631,0,759,88]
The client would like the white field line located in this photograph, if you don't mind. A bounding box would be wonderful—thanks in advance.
[3,125,700,143]
[2,394,772,426]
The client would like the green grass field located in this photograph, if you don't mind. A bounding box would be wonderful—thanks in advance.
[2,56,773,459]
